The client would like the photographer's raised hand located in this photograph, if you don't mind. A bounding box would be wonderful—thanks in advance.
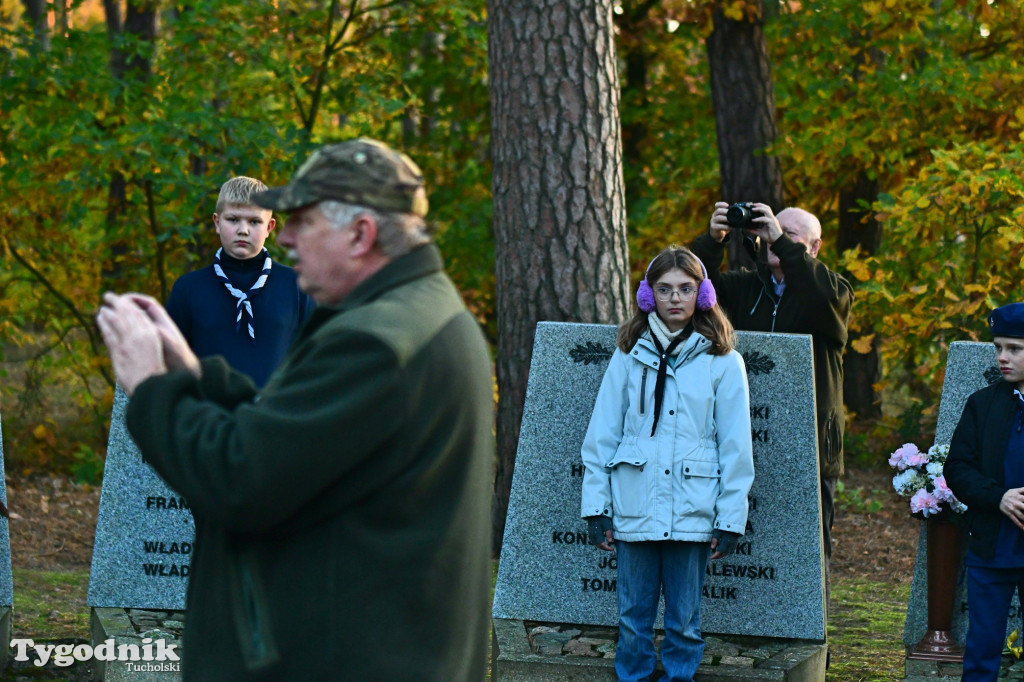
[742,203,783,244]
[709,201,732,243]
[743,202,784,245]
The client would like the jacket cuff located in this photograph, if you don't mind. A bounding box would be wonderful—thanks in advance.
[768,233,807,262]
[713,517,746,534]
[196,356,259,405]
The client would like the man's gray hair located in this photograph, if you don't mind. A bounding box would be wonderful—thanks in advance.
[319,200,431,257]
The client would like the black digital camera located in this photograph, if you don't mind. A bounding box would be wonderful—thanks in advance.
[725,202,758,228]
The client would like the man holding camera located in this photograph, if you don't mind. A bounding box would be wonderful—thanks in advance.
[691,201,853,608]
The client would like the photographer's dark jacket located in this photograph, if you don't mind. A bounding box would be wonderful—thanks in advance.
[945,380,1021,561]
[126,244,494,681]
[691,232,853,478]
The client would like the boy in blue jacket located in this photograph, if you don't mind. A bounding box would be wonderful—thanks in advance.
[166,176,315,387]
[946,302,1024,681]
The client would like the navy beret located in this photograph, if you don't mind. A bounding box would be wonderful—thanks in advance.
[989,303,1024,338]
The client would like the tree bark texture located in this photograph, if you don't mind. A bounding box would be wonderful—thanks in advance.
[839,171,882,420]
[20,0,49,52]
[488,0,630,554]
[102,0,158,289]
[706,2,783,270]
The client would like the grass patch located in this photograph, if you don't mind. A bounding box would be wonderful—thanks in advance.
[11,568,90,641]
[835,480,886,514]
[4,562,915,681]
[828,576,911,681]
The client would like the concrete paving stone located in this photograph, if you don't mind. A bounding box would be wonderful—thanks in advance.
[529,625,559,636]
[582,629,616,639]
[140,628,174,640]
[904,658,943,676]
[564,639,600,657]
[705,641,741,658]
[742,648,774,660]
[577,637,608,647]
[532,631,573,656]
[718,656,755,667]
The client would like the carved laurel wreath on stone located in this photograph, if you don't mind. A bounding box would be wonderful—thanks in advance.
[741,351,775,376]
[568,342,614,365]
[567,342,776,377]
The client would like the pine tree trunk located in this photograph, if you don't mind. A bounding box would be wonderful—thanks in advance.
[839,171,882,420]
[488,0,630,555]
[21,0,49,52]
[101,0,157,290]
[706,2,783,270]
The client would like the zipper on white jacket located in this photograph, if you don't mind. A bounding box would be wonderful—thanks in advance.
[639,367,648,414]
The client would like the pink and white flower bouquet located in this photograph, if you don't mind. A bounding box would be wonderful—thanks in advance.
[889,442,967,518]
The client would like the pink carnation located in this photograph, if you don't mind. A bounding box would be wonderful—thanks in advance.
[889,443,921,471]
[932,476,956,503]
[910,489,942,517]
[904,451,929,468]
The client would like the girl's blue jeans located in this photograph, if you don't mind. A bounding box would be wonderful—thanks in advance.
[615,540,710,682]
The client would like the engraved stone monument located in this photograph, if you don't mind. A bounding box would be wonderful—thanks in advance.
[89,387,187,680]
[903,341,1015,659]
[492,322,827,680]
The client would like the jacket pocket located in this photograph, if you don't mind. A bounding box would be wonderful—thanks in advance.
[679,458,722,519]
[824,412,840,464]
[229,547,281,671]
[606,447,650,519]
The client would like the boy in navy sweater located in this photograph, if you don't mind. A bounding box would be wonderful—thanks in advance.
[166,176,315,387]
[946,302,1024,680]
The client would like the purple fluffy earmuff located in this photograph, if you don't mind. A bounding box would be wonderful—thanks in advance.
[695,259,717,310]
[636,253,717,312]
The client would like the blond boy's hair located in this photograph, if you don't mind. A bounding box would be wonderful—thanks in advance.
[216,176,269,213]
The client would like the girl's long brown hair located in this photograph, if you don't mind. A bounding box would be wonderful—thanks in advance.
[617,246,735,355]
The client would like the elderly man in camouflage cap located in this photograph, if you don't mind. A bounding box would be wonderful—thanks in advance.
[97,138,494,681]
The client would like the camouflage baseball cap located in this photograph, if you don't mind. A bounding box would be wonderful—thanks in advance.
[253,138,428,217]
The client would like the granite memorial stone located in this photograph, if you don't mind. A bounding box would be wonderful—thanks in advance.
[492,322,826,641]
[902,340,1015,649]
[88,387,194,611]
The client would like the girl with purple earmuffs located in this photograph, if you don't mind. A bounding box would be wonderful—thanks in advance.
[580,246,755,682]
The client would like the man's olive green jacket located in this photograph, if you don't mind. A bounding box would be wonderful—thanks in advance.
[128,244,494,681]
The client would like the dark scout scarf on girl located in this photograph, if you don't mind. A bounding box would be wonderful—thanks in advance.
[213,247,272,345]
[647,315,693,437]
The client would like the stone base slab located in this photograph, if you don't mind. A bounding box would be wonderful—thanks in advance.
[492,618,827,682]
[904,648,1024,680]
[0,606,10,669]
[90,607,184,681]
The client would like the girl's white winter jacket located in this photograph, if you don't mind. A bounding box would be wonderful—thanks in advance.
[580,330,755,542]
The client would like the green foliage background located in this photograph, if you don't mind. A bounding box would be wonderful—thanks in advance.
[1,0,1023,476]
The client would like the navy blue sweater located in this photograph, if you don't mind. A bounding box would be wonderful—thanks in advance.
[166,253,316,387]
